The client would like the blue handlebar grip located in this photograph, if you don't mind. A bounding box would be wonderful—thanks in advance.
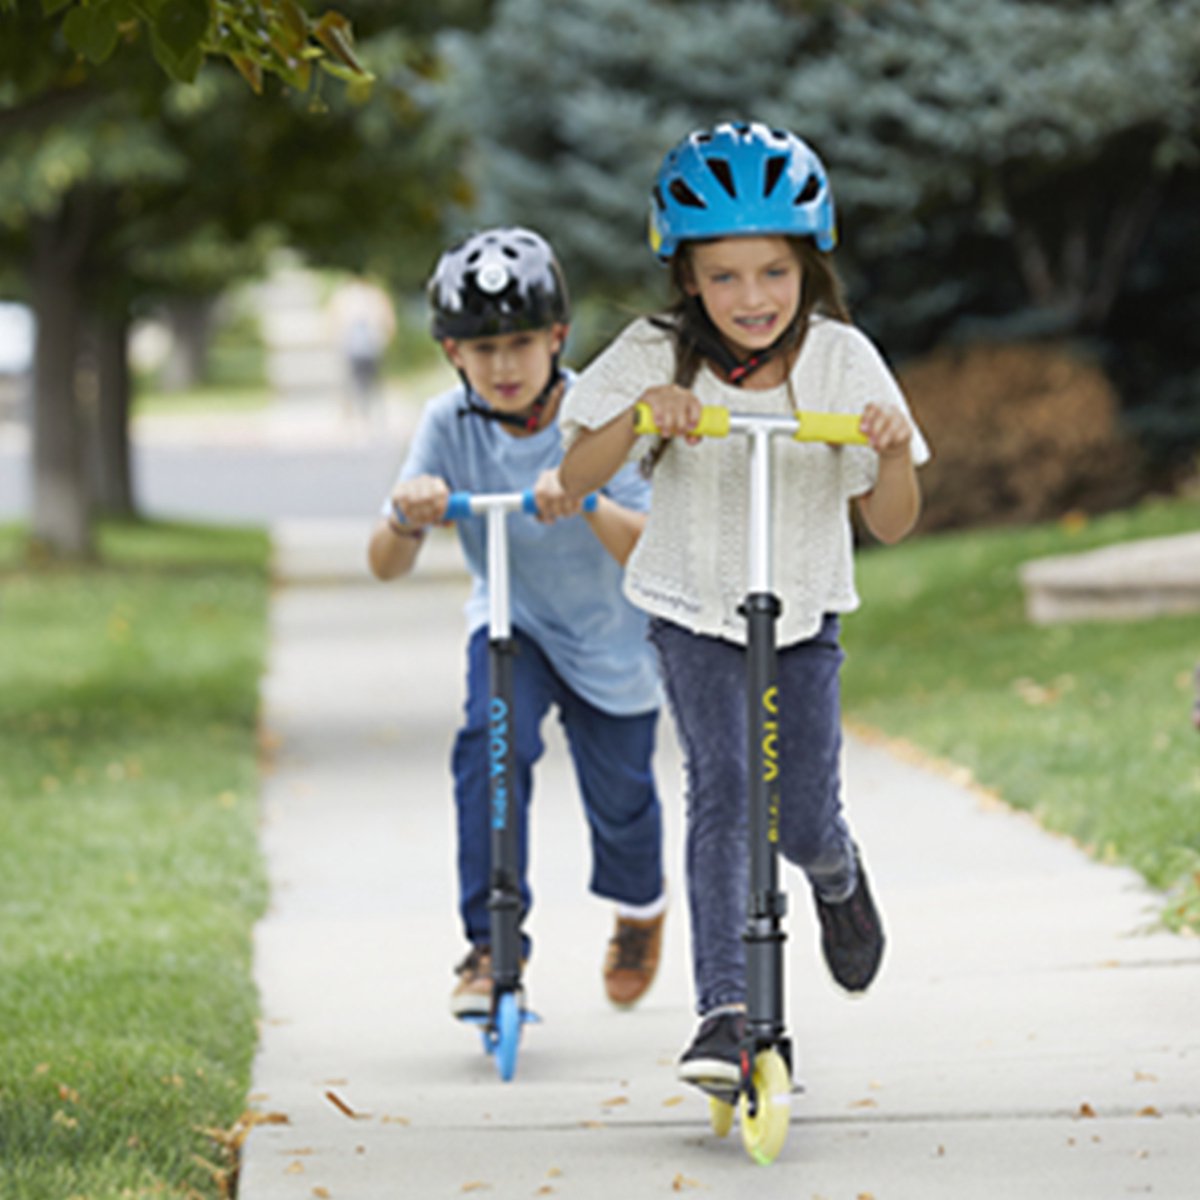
[445,492,473,521]
[522,490,599,515]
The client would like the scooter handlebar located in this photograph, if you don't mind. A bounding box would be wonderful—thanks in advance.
[633,404,730,438]
[633,402,868,446]
[444,490,599,520]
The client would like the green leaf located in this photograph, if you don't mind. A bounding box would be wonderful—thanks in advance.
[62,7,120,64]
[151,29,205,83]
[155,0,210,60]
[278,0,310,52]
[229,53,264,94]
[312,11,362,72]
[40,0,75,15]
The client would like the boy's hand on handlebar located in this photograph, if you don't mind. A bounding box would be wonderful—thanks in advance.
[641,384,704,444]
[392,475,450,526]
[532,468,582,523]
[860,402,912,460]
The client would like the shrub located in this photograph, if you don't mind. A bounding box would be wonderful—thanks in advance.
[899,342,1143,533]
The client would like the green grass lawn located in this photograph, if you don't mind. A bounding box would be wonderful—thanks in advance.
[133,382,273,418]
[0,521,269,1200]
[843,496,1200,932]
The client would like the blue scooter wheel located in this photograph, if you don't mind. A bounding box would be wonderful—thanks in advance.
[494,990,520,1081]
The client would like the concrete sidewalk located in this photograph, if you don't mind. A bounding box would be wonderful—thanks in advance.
[239,520,1198,1200]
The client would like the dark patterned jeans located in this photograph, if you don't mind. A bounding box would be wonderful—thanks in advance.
[452,625,663,958]
[649,614,856,1015]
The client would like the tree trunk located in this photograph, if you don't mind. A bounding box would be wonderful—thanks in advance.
[87,311,137,518]
[158,295,214,391]
[29,212,93,560]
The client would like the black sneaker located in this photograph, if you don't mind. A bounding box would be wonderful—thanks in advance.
[677,1008,745,1094]
[813,850,885,993]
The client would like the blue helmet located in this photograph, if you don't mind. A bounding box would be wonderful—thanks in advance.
[648,121,837,261]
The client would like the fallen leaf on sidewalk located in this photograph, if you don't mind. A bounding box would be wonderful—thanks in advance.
[461,1183,491,1193]
[1137,1106,1161,1118]
[601,1096,628,1107]
[1077,1102,1097,1118]
[671,1175,701,1192]
[312,1189,331,1198]
[380,1114,410,1125]
[662,1095,684,1107]
[324,1090,369,1120]
[285,1161,306,1175]
[202,1109,291,1155]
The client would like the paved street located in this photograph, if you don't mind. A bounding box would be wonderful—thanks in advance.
[236,520,1199,1200]
[0,377,441,525]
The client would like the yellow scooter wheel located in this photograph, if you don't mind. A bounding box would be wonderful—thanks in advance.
[738,1049,790,1165]
[708,1094,734,1138]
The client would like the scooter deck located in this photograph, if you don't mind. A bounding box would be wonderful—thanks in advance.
[456,1008,542,1028]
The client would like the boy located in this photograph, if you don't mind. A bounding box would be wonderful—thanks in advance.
[368,227,666,1015]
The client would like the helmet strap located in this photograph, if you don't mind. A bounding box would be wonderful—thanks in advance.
[683,298,802,388]
[456,355,563,432]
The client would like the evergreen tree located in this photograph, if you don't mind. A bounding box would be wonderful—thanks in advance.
[442,0,835,299]
[449,0,1200,459]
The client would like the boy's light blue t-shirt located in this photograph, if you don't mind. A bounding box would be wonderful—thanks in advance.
[389,374,660,717]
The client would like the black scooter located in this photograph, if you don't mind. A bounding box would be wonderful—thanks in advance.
[634,403,867,1162]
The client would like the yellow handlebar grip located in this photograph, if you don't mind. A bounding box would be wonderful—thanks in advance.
[632,403,657,435]
[693,407,731,438]
[633,403,731,438]
[793,411,869,445]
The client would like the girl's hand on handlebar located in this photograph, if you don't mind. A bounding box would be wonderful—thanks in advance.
[392,475,450,527]
[860,402,912,460]
[641,384,704,444]
[531,468,582,523]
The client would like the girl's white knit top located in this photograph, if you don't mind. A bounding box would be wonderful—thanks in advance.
[560,315,930,648]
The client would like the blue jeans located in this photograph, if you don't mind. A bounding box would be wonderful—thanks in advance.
[649,615,856,1014]
[452,625,663,956]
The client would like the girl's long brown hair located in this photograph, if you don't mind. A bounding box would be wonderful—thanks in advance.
[642,237,851,476]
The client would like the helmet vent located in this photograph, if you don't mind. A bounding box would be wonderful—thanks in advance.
[705,158,737,200]
[763,155,787,198]
[669,178,707,209]
[794,172,821,205]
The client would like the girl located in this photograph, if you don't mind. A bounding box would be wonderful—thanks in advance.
[559,122,930,1091]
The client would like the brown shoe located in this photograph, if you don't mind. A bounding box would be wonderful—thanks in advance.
[450,946,525,1018]
[450,945,493,1017]
[603,911,664,1008]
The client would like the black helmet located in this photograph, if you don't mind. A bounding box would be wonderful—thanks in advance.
[428,226,570,339]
